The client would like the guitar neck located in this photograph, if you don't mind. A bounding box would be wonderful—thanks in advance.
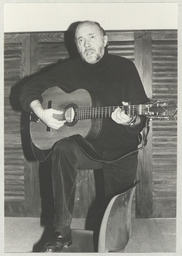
[75,105,145,120]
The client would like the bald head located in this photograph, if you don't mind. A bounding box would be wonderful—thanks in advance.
[75,21,106,37]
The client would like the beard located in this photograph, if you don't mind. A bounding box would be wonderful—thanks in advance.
[81,47,104,64]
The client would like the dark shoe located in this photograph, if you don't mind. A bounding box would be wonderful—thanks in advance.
[42,231,72,252]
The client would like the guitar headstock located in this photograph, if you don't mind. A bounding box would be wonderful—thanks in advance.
[144,100,177,120]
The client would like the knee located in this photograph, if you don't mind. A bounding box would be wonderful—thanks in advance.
[52,138,76,155]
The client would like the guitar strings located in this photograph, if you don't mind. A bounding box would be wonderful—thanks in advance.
[74,105,143,119]
[73,103,176,120]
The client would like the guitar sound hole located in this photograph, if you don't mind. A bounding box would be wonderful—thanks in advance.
[64,104,78,127]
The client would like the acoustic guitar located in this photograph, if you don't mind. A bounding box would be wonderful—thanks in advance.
[26,86,177,161]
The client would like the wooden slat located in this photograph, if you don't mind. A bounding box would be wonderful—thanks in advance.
[37,32,65,42]
[151,30,177,41]
[30,33,39,74]
[107,31,134,41]
[134,31,153,218]
[4,33,29,43]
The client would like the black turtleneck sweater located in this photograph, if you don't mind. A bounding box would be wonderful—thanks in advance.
[20,53,149,157]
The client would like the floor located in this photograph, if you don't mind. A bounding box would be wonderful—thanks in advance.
[4,217,176,253]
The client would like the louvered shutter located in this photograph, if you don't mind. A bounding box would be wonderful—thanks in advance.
[4,34,30,215]
[151,31,177,217]
[34,33,69,71]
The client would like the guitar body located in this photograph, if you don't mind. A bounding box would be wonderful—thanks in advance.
[30,86,102,151]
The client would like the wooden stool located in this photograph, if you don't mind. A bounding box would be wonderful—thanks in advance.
[63,183,137,253]
[98,183,137,252]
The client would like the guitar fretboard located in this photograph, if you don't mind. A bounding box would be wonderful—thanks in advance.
[75,105,145,120]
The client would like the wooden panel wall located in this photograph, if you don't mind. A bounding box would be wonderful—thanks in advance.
[4,30,177,219]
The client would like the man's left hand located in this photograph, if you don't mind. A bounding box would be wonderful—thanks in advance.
[111,106,133,125]
[111,102,141,126]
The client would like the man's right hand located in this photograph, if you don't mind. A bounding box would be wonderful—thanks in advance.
[30,100,65,130]
[41,108,66,130]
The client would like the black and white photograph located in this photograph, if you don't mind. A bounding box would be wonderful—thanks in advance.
[1,1,181,255]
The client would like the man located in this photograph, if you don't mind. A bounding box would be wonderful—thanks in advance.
[20,20,149,252]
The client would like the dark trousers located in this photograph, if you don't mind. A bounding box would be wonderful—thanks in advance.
[51,137,138,235]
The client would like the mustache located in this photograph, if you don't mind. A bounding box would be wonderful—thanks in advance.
[84,48,95,54]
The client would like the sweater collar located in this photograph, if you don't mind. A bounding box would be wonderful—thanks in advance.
[79,52,108,69]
